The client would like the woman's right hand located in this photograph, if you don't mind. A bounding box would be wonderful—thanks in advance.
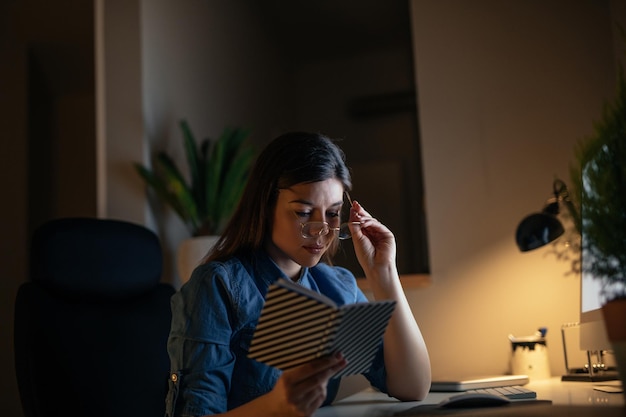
[348,200,397,275]
[264,352,347,417]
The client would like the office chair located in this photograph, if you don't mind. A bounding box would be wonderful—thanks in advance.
[14,217,176,417]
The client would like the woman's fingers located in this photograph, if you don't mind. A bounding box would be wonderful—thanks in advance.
[348,200,397,271]
[274,353,348,415]
[349,200,373,222]
[284,352,347,387]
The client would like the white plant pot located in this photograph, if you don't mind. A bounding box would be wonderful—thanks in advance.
[176,235,219,284]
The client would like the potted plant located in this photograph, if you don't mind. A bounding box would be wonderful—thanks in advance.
[135,119,254,282]
[569,65,626,392]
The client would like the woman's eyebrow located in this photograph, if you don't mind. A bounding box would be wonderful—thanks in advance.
[288,199,343,208]
[288,198,313,205]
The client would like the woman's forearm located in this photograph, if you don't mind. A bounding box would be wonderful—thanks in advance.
[366,267,432,401]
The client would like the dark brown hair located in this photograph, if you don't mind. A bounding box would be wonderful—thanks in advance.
[204,132,352,264]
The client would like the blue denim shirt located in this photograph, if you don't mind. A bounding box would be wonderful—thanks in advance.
[165,249,388,416]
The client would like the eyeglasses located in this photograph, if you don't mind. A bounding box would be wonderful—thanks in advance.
[298,220,355,240]
[294,192,359,240]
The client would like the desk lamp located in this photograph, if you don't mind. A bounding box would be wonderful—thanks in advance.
[515,179,575,252]
[515,179,617,381]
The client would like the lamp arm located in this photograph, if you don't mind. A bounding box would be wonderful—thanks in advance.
[553,179,582,235]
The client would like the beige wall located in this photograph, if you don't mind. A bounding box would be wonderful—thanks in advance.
[408,0,622,378]
[96,0,146,224]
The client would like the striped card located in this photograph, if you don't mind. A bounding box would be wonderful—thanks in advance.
[248,278,396,378]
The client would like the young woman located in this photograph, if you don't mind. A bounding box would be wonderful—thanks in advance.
[165,132,431,417]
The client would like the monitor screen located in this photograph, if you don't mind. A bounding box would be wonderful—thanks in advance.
[579,266,611,351]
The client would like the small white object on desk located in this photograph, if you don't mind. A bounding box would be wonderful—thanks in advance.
[593,383,624,394]
[509,328,551,380]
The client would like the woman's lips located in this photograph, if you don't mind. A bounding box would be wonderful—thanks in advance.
[303,244,325,254]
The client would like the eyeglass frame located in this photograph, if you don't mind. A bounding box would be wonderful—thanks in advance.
[292,192,359,240]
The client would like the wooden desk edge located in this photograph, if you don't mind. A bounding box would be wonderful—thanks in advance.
[357,274,432,291]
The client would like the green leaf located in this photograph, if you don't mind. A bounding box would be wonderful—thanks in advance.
[180,120,199,185]
[134,162,197,234]
[205,128,234,222]
[134,120,254,236]
[155,153,199,226]
[217,145,255,227]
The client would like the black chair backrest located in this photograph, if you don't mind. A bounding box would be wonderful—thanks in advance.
[14,218,175,417]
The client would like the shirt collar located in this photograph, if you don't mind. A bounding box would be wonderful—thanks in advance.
[249,249,311,288]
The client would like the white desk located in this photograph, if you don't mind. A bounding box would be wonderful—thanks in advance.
[314,377,624,416]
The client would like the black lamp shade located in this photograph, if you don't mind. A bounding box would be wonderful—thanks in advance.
[515,212,565,252]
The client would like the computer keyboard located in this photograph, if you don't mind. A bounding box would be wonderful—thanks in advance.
[465,385,537,400]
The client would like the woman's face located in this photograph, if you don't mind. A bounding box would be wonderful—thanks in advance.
[267,178,344,279]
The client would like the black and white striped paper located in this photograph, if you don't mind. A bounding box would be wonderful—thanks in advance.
[248,278,396,378]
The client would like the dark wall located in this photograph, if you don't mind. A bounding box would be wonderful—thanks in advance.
[0,1,95,415]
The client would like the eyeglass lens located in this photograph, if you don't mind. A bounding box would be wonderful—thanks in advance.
[300,222,353,240]
[298,192,356,240]
[338,223,352,240]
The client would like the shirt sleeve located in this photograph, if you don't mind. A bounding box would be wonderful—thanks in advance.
[166,264,237,416]
[362,339,389,394]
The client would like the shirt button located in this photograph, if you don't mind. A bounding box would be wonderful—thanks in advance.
[171,373,178,382]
